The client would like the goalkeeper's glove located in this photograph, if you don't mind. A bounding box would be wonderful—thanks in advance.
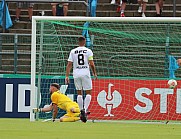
[32,108,42,113]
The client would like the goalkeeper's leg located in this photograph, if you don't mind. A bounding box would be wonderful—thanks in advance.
[60,116,80,122]
[59,104,81,122]
[60,111,80,122]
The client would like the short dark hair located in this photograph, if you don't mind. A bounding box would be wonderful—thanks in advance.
[78,36,85,42]
[50,83,60,90]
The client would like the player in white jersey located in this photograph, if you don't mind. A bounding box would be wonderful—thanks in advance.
[65,36,97,115]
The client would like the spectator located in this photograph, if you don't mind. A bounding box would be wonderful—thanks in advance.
[110,0,126,17]
[14,2,34,22]
[89,0,97,17]
[0,0,12,31]
[51,3,69,16]
[137,0,148,17]
[155,0,164,17]
[111,0,122,13]
[120,0,127,17]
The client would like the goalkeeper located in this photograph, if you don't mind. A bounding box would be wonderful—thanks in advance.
[33,83,87,122]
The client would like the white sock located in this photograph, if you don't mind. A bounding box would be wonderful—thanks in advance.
[77,95,83,110]
[84,94,92,112]
[120,0,122,5]
[121,10,124,14]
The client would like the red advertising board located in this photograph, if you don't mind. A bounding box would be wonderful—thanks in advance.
[89,79,181,120]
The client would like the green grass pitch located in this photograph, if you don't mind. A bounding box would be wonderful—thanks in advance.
[0,118,181,139]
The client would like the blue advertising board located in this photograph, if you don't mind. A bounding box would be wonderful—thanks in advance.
[0,78,76,118]
[0,78,30,118]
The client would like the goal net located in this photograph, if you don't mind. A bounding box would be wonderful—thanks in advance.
[31,17,181,122]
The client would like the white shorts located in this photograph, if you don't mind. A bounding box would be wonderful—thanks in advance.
[74,75,92,90]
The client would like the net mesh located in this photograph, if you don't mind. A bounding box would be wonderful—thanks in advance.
[33,18,181,121]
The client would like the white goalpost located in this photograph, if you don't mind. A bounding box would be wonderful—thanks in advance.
[30,16,181,122]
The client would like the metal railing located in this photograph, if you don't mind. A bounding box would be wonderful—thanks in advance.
[0,33,81,74]
[2,0,89,32]
[0,33,31,74]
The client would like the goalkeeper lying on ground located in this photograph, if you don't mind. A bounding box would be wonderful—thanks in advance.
[33,83,87,122]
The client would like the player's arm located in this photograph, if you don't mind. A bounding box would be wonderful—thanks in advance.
[65,50,73,84]
[88,50,97,78]
[89,59,97,79]
[52,103,58,121]
[65,61,73,84]
[41,104,53,112]
[33,103,53,113]
[66,61,73,77]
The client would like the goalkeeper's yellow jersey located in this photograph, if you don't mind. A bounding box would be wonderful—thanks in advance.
[51,91,73,111]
